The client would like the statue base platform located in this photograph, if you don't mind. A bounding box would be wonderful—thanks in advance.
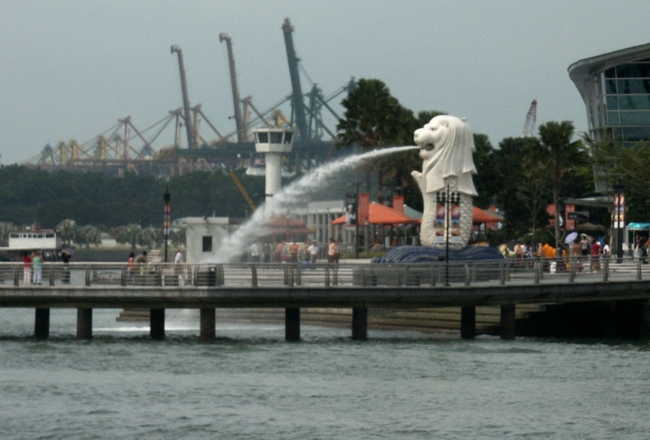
[373,245,503,264]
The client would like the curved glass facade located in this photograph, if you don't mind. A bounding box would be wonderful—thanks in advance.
[569,44,650,145]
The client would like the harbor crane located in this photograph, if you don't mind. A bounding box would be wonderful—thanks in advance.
[171,45,197,149]
[523,100,537,137]
[219,33,246,143]
[282,18,309,143]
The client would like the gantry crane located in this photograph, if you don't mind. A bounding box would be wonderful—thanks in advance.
[282,18,309,143]
[171,45,197,149]
[523,100,537,137]
[219,33,246,143]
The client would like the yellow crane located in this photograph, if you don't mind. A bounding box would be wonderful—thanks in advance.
[229,170,256,211]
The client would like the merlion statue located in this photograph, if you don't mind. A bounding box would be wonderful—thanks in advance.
[411,115,477,248]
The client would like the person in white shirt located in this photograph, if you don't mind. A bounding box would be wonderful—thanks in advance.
[307,241,319,264]
[174,249,186,285]
[250,241,260,263]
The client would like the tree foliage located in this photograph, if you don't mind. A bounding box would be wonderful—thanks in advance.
[0,166,265,229]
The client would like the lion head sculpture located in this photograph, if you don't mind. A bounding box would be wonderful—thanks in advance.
[412,115,477,196]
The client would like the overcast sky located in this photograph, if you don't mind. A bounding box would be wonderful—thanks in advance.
[1,0,649,165]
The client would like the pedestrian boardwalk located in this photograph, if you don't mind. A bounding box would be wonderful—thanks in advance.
[1,257,650,340]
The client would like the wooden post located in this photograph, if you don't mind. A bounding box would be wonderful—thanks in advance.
[460,306,475,340]
[500,304,516,340]
[150,308,165,340]
[76,308,93,339]
[34,308,50,339]
[352,307,368,340]
[285,307,300,341]
[200,308,216,341]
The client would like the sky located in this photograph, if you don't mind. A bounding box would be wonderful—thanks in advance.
[1,0,650,165]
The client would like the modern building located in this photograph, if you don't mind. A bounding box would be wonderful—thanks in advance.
[569,42,650,144]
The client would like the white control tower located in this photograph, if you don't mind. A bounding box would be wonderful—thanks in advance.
[253,128,294,204]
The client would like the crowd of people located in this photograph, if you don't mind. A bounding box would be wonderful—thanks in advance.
[504,234,612,273]
[245,238,341,266]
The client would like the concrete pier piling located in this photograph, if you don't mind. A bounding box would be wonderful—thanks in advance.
[76,308,93,339]
[500,304,516,340]
[285,307,300,341]
[34,308,50,339]
[460,306,476,340]
[352,307,368,340]
[150,308,165,340]
[200,308,216,341]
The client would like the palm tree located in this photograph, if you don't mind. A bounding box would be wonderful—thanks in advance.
[533,121,586,254]
[336,78,413,193]
[56,219,77,245]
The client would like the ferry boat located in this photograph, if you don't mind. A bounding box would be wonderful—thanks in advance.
[0,229,66,261]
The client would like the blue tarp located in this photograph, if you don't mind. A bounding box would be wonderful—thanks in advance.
[627,222,650,230]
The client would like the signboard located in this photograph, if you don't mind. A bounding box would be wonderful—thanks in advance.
[567,211,589,221]
[614,193,625,229]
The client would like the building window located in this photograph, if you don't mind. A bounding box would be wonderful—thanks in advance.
[202,236,213,252]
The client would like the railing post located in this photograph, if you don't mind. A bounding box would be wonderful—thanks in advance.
[48,264,55,286]
[534,260,540,284]
[13,266,19,286]
[430,264,436,286]
[217,264,224,286]
[325,265,330,287]
[506,259,511,282]
[464,263,471,286]
[569,258,575,283]
[251,264,258,287]
[121,265,127,286]
[85,265,92,286]
[637,258,642,281]
[499,262,505,285]
[603,256,609,282]
[156,265,163,286]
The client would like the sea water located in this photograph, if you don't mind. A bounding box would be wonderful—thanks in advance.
[1,308,650,439]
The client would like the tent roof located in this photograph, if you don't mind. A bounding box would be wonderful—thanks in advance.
[331,202,417,225]
[472,207,504,224]
[413,206,504,224]
[627,222,650,230]
[403,204,423,220]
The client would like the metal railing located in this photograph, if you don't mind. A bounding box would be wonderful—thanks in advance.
[0,256,647,289]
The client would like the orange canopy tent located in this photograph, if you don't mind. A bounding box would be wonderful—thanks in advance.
[331,202,417,225]
[413,206,504,224]
[472,207,504,224]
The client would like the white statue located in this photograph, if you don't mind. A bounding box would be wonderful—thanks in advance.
[411,115,477,248]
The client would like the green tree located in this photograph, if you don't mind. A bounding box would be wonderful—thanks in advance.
[115,223,143,250]
[76,224,102,249]
[337,78,414,193]
[531,121,587,253]
[56,219,77,245]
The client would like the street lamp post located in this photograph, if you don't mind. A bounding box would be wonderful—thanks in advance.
[163,188,171,263]
[437,184,460,286]
[614,184,625,263]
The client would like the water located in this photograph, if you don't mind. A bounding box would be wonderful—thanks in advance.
[2,308,650,439]
[214,146,418,262]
